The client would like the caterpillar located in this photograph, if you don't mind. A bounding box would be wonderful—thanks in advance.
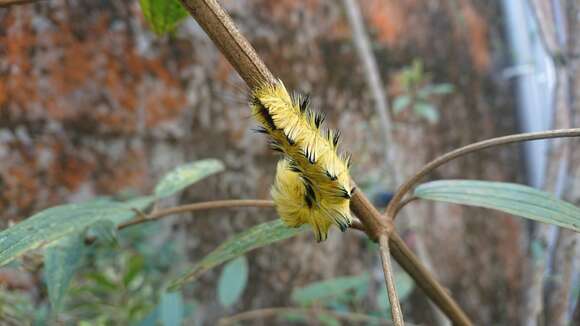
[250,80,353,241]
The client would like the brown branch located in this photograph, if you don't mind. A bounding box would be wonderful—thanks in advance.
[118,199,274,229]
[385,128,580,221]
[84,199,274,244]
[389,232,471,325]
[179,0,472,325]
[217,307,396,326]
[179,0,275,89]
[0,0,43,7]
[394,196,418,217]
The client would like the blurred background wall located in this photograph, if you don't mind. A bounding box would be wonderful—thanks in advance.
[0,0,578,324]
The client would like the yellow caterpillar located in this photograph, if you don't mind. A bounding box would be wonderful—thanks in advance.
[250,81,353,241]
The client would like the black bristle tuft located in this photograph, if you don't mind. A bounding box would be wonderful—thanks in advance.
[314,111,326,129]
[333,130,341,147]
[252,126,269,134]
[303,179,316,209]
[303,147,316,164]
[325,170,338,181]
[304,182,317,202]
[316,229,323,242]
[289,161,301,173]
[339,186,351,199]
[345,153,352,168]
[304,193,313,208]
[254,99,277,130]
[284,132,296,145]
[269,140,283,153]
[300,94,310,113]
[334,210,350,232]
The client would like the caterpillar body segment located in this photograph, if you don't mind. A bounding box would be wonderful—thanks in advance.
[250,80,353,241]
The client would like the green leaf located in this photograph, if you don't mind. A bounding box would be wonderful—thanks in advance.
[44,234,85,315]
[291,274,369,306]
[376,272,414,311]
[86,220,118,246]
[123,255,145,288]
[282,312,308,323]
[139,0,189,35]
[392,96,411,114]
[137,305,159,326]
[414,180,580,232]
[318,314,340,326]
[168,220,306,290]
[413,102,439,124]
[0,200,149,267]
[427,83,455,95]
[154,159,224,198]
[86,272,118,291]
[217,256,249,307]
[160,292,184,326]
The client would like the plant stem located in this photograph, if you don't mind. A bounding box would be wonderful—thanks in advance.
[0,0,43,7]
[118,199,274,229]
[389,233,472,325]
[379,234,405,326]
[385,128,580,221]
[117,199,369,234]
[84,199,275,244]
[179,0,275,89]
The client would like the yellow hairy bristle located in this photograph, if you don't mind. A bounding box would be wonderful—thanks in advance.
[250,80,353,241]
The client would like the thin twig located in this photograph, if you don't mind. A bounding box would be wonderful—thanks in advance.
[394,196,418,217]
[118,199,369,233]
[0,0,44,7]
[385,128,580,221]
[217,307,395,326]
[118,199,274,229]
[379,234,404,326]
[341,3,447,321]
[388,232,472,325]
[84,199,275,244]
[179,0,275,89]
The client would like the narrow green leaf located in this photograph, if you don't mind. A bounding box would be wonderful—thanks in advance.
[0,200,150,267]
[217,256,249,307]
[139,0,189,35]
[154,159,224,198]
[318,314,340,326]
[414,180,580,232]
[414,102,439,124]
[123,255,145,288]
[137,306,159,326]
[86,272,118,291]
[392,96,411,114]
[86,220,118,246]
[428,83,455,95]
[168,220,306,291]
[44,234,85,314]
[291,274,369,306]
[160,292,184,326]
